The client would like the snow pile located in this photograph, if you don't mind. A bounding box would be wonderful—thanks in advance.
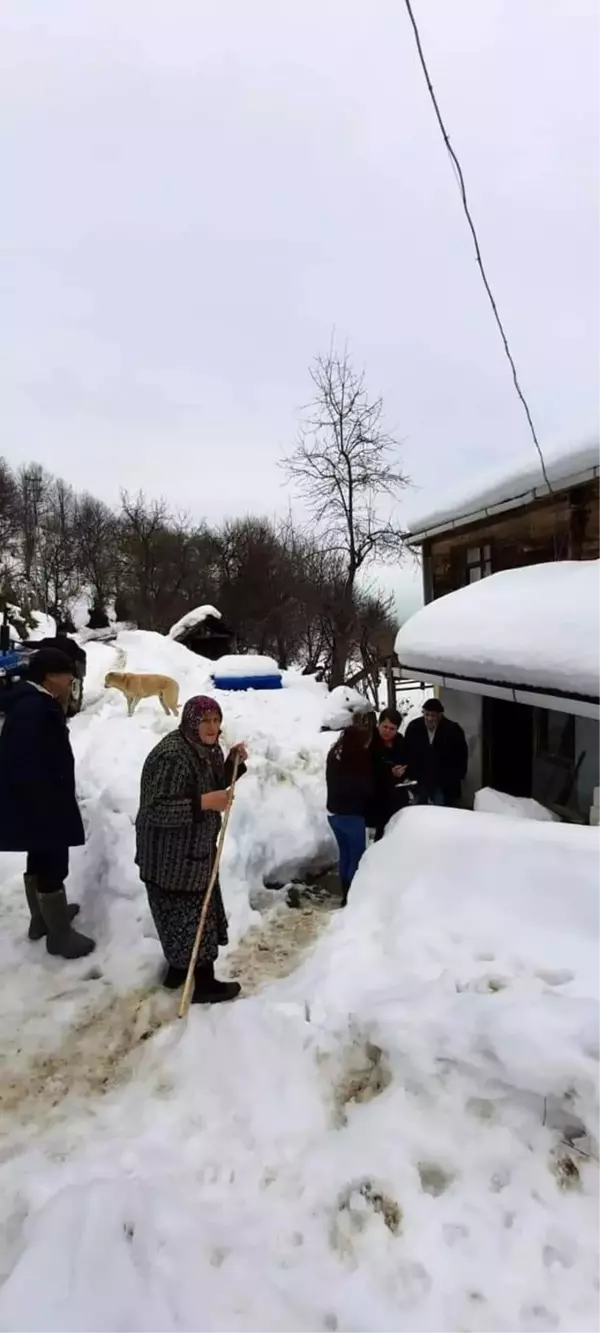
[475,787,559,822]
[212,652,280,679]
[321,684,371,730]
[27,610,56,640]
[0,797,597,1331]
[406,435,599,537]
[395,561,600,698]
[168,604,221,640]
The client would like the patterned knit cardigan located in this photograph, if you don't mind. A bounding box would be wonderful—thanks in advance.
[135,730,244,893]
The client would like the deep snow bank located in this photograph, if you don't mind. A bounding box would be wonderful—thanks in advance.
[0,806,597,1332]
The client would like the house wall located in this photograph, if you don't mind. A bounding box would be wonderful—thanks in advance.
[574,717,600,814]
[438,686,482,807]
[424,478,599,600]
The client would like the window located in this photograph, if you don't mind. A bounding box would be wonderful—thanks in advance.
[532,709,577,812]
[535,710,575,762]
[466,543,492,584]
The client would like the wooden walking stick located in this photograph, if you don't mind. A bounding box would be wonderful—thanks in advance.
[178,753,240,1019]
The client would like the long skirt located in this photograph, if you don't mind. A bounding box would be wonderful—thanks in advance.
[146,879,229,969]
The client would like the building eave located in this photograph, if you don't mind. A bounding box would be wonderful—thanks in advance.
[406,464,600,545]
[394,663,600,720]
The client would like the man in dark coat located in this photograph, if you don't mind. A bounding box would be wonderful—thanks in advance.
[0,647,95,957]
[370,707,410,841]
[35,634,87,714]
[404,698,468,807]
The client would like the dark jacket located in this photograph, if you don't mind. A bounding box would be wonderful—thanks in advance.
[326,741,374,819]
[0,682,85,851]
[370,732,409,829]
[404,716,468,804]
[135,731,245,894]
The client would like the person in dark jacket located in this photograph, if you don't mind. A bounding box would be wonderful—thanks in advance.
[326,718,375,906]
[404,698,468,806]
[0,647,95,957]
[35,635,87,714]
[135,695,247,1005]
[370,707,410,841]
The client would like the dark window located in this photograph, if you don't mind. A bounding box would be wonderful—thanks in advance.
[466,543,492,584]
[535,710,575,762]
[532,709,579,812]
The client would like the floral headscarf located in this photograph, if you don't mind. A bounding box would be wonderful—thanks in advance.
[180,695,222,745]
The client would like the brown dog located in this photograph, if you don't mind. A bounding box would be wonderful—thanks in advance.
[104,671,180,718]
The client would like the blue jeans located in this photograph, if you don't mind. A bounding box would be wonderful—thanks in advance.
[327,814,366,887]
[414,788,446,807]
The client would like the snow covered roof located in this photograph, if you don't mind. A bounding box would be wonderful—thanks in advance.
[395,561,599,713]
[405,436,600,541]
[168,605,222,641]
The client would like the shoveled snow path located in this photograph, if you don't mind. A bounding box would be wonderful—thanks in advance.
[0,895,337,1160]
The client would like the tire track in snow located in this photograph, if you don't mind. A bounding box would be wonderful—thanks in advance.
[0,896,337,1155]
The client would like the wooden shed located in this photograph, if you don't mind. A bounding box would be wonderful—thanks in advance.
[168,606,235,661]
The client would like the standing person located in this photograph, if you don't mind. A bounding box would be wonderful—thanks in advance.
[370,707,410,841]
[135,695,247,1005]
[404,698,468,807]
[35,632,86,714]
[0,647,95,957]
[326,720,374,907]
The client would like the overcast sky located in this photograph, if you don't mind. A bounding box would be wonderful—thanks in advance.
[1,0,598,616]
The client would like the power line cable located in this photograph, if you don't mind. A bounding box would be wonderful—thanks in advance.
[402,0,553,491]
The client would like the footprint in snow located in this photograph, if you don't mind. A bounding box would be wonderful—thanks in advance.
[534,967,574,987]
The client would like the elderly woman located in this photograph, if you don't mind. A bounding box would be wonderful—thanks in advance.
[135,695,247,1005]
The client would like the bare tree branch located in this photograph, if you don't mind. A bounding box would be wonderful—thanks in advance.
[282,344,410,683]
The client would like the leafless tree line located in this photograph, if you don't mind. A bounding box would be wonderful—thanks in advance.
[0,345,409,689]
[0,460,396,686]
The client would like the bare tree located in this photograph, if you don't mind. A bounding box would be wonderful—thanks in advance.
[283,345,409,684]
[118,491,171,628]
[0,458,18,556]
[75,494,119,624]
[14,463,49,587]
[33,477,80,622]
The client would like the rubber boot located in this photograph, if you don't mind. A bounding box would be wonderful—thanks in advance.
[340,879,350,908]
[192,961,241,1005]
[162,964,187,991]
[38,887,95,959]
[24,874,80,941]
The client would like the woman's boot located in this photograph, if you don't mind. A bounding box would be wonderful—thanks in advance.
[192,962,241,1005]
[24,874,79,941]
[38,887,95,958]
[162,964,187,990]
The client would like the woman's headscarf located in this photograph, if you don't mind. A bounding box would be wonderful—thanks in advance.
[180,695,222,746]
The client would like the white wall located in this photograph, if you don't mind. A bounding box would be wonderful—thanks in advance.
[439,687,482,808]
[574,717,600,815]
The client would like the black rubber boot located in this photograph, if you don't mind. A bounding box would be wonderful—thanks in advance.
[24,874,80,941]
[162,964,187,991]
[192,962,241,1005]
[339,879,350,908]
[38,887,95,959]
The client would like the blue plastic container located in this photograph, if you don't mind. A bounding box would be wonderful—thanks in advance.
[211,673,282,692]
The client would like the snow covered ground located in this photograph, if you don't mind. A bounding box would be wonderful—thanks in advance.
[0,631,597,1331]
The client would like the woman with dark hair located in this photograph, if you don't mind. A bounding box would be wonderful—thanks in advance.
[326,716,375,906]
[135,695,247,1005]
[370,707,410,841]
